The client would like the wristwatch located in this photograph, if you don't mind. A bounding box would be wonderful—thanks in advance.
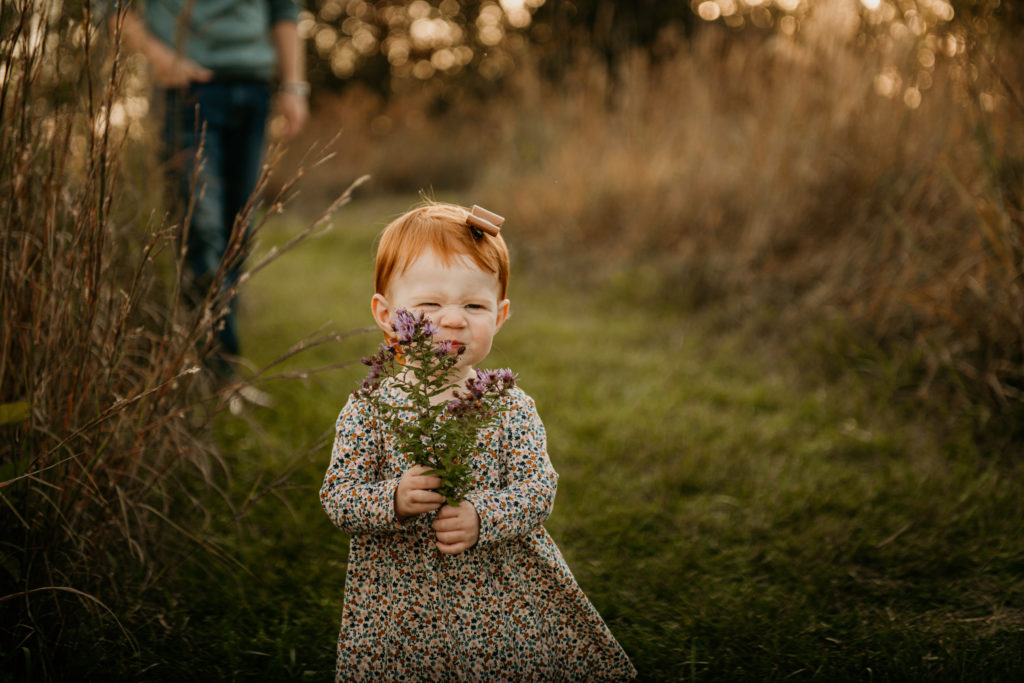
[280,81,310,97]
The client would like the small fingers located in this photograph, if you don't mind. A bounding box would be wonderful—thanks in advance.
[411,489,445,506]
[435,503,466,520]
[433,508,466,536]
[394,476,444,519]
[433,503,479,555]
[436,528,478,553]
[397,503,438,520]
[432,516,461,533]
[408,474,442,491]
[436,542,467,555]
[434,527,472,545]
[403,466,441,491]
[403,490,443,513]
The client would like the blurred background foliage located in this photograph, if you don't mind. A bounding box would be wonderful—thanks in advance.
[275,0,1024,439]
[297,0,1022,96]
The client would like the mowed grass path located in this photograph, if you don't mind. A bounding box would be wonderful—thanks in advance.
[188,195,1024,681]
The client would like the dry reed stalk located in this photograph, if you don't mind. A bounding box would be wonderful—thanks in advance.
[0,2,366,676]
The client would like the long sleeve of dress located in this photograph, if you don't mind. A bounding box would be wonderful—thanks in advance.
[320,395,412,535]
[464,391,559,547]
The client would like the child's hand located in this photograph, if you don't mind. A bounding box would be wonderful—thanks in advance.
[394,465,445,520]
[433,502,480,555]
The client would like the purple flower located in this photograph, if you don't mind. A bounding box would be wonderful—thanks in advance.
[434,339,457,356]
[445,367,517,417]
[391,308,439,343]
[391,309,419,342]
[496,368,517,385]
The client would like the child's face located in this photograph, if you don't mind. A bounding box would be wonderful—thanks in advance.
[372,248,510,379]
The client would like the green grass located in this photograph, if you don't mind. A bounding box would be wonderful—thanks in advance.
[133,195,1024,681]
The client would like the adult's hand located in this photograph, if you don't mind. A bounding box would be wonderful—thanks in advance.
[147,42,213,88]
[272,90,309,141]
[270,21,308,141]
[116,8,212,88]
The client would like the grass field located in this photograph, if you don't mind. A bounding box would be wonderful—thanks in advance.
[140,194,1024,681]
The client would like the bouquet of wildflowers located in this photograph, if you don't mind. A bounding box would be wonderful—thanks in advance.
[355,309,516,505]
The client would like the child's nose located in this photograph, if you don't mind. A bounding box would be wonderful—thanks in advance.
[437,306,466,327]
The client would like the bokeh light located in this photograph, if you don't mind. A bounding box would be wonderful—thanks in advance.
[688,0,962,110]
[303,0,548,88]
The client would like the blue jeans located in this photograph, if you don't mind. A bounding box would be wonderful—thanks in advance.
[164,80,270,373]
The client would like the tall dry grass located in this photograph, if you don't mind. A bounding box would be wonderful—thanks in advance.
[275,82,504,199]
[0,2,362,677]
[472,16,1023,439]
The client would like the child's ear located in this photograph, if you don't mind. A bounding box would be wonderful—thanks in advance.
[494,299,511,331]
[370,294,394,335]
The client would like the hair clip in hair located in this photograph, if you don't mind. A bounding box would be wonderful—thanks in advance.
[466,205,504,237]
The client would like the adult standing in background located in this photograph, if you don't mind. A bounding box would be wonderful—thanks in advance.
[112,0,309,384]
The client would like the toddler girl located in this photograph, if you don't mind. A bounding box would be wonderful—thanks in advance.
[320,202,636,681]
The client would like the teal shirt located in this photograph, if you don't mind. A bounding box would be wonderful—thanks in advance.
[128,0,299,80]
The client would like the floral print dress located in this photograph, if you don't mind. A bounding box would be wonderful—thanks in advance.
[320,381,637,681]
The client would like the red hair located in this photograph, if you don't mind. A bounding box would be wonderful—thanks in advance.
[374,202,510,299]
